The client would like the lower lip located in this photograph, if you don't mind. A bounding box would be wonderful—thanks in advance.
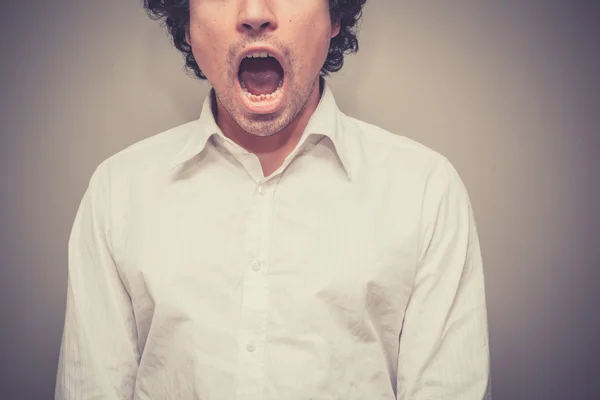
[237,78,286,115]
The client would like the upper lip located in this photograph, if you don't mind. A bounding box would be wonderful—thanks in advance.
[236,45,287,76]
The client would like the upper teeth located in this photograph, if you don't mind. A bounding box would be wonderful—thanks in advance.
[244,51,272,59]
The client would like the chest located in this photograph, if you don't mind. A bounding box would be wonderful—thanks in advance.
[119,171,422,341]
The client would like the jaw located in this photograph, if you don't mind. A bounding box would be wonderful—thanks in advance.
[217,70,324,140]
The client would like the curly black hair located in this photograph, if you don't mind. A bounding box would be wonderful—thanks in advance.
[142,0,367,80]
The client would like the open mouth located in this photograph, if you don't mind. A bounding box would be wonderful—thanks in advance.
[237,51,285,112]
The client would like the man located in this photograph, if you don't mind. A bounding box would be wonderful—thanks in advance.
[56,0,491,399]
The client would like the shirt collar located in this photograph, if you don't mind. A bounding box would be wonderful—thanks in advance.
[170,78,353,180]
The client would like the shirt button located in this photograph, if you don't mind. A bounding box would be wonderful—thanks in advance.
[246,341,256,352]
[252,260,262,271]
[258,185,266,195]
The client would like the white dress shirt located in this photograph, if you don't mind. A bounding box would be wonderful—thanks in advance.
[56,81,491,399]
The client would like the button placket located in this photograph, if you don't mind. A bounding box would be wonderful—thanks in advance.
[236,180,276,399]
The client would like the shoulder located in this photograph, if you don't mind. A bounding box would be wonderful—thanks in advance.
[341,114,473,210]
[100,119,198,176]
[84,119,198,211]
[342,114,452,181]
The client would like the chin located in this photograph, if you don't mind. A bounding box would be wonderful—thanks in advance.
[234,109,292,137]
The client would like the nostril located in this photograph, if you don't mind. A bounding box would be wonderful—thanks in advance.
[242,21,271,31]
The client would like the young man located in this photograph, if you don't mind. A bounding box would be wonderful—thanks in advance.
[56,1,491,399]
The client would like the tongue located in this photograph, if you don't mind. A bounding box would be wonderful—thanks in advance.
[239,57,283,96]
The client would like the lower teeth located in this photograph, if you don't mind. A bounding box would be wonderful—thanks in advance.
[240,80,284,101]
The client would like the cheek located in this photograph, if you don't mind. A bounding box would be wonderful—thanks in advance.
[312,29,334,65]
[309,19,334,59]
[293,22,332,64]
[188,26,226,80]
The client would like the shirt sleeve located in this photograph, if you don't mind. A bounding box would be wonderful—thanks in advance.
[396,158,491,399]
[55,162,139,400]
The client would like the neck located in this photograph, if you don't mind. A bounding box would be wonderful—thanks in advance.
[214,78,323,159]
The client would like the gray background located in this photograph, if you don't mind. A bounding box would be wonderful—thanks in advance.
[1,1,599,399]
